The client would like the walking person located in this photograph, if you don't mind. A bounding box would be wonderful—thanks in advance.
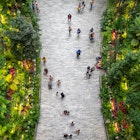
[86,71,92,79]
[43,68,48,75]
[35,1,39,13]
[57,80,61,87]
[42,57,46,63]
[48,81,52,89]
[90,27,94,32]
[68,14,72,21]
[82,0,85,10]
[49,75,53,81]
[61,92,65,99]
[86,71,89,77]
[89,31,94,39]
[87,66,90,72]
[82,0,85,6]
[64,134,72,138]
[76,49,81,58]
[90,0,94,9]
[32,0,35,11]
[77,3,81,12]
[77,28,81,37]
[63,110,69,115]
[76,129,80,135]
[68,26,72,34]
[56,91,59,96]
[71,121,75,126]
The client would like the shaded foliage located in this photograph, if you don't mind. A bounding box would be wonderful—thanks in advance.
[107,53,139,86]
[6,17,41,60]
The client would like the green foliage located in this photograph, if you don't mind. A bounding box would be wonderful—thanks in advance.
[131,39,139,46]
[6,17,41,60]
[101,0,140,139]
[124,16,140,50]
[0,56,5,68]
[107,0,115,8]
[21,1,40,31]
[107,53,139,86]
[126,92,140,109]
[128,109,140,139]
[0,0,40,139]
[101,9,114,32]
[113,16,125,31]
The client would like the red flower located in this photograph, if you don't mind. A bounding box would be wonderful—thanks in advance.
[125,123,129,129]
[9,68,15,77]
[7,89,13,100]
[8,89,13,95]
[112,29,116,33]
[111,42,115,47]
[21,109,26,114]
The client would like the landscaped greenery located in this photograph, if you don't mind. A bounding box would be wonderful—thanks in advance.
[0,0,41,139]
[100,0,140,139]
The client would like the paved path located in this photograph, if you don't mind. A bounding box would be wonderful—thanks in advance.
[36,0,107,140]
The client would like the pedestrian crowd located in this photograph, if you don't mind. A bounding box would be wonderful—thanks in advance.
[41,56,81,138]
[41,0,103,139]
[77,0,94,12]
[32,0,40,13]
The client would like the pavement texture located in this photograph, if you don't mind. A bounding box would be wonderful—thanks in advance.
[35,0,107,140]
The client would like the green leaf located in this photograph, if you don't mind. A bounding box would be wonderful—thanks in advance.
[131,39,139,46]
[136,33,140,37]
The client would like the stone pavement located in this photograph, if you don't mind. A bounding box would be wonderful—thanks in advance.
[35,0,107,140]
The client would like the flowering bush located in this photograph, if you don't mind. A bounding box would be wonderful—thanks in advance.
[101,0,140,139]
[0,0,40,139]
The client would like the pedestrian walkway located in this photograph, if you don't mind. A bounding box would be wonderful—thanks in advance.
[36,0,107,140]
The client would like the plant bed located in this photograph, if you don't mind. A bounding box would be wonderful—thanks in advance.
[100,0,140,139]
[0,0,41,139]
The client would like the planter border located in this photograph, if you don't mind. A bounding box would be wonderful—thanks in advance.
[34,58,42,140]
[99,75,109,140]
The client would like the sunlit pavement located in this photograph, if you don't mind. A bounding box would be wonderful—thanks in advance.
[36,0,107,140]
